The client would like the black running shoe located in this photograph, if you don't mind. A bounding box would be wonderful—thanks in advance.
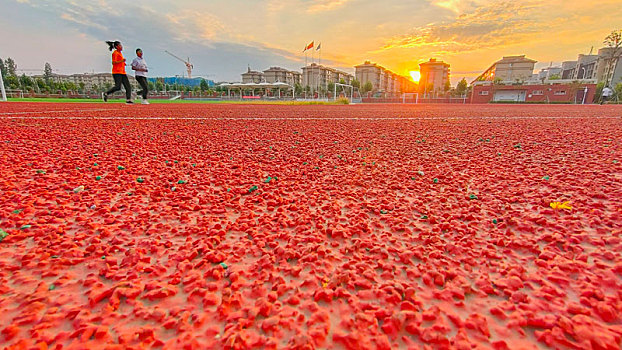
[125,100,134,105]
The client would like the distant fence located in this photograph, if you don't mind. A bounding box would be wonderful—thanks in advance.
[362,97,469,104]
[3,90,223,100]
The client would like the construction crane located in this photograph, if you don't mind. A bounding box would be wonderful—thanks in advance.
[165,50,193,78]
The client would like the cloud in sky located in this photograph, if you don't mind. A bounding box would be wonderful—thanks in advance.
[307,0,353,13]
[2,0,621,83]
[1,0,312,80]
[381,1,546,54]
[372,0,622,81]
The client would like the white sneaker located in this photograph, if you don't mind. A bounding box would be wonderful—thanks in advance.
[141,100,150,105]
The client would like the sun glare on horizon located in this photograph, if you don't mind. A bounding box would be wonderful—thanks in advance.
[409,71,421,83]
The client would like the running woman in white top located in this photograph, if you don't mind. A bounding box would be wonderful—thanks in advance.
[131,48,150,104]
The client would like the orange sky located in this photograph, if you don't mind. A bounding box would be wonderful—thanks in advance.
[3,0,621,83]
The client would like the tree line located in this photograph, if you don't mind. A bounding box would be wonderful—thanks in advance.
[0,59,79,93]
[0,58,217,95]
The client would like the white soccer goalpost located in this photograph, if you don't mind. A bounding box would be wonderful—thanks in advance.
[334,83,353,102]
[0,73,7,102]
[402,92,418,104]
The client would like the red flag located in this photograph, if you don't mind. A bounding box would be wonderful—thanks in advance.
[303,41,314,52]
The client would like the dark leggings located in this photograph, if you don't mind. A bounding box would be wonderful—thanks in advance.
[135,76,149,99]
[106,74,132,100]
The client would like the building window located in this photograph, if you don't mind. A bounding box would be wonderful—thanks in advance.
[532,90,543,95]
[554,90,566,95]
[479,90,489,96]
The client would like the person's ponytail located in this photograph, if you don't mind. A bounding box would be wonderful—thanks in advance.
[106,41,120,51]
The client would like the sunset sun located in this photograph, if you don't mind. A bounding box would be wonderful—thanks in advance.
[409,71,421,83]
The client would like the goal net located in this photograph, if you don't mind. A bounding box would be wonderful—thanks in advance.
[334,83,354,103]
[402,93,418,104]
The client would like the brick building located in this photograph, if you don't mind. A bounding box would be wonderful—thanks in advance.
[471,82,596,104]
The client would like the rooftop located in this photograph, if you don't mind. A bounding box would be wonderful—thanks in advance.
[419,58,450,67]
[496,55,537,64]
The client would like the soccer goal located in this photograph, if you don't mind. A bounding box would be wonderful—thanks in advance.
[402,93,419,104]
[334,83,354,103]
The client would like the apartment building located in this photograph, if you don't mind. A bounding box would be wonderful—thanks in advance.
[537,67,562,80]
[560,61,577,79]
[572,54,599,80]
[354,61,416,96]
[302,63,353,92]
[596,47,622,86]
[241,67,265,83]
[419,58,450,94]
[473,55,536,83]
[263,67,302,86]
[32,73,140,90]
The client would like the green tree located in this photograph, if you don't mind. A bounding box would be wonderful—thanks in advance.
[5,58,17,77]
[456,78,468,96]
[79,82,85,93]
[294,83,303,96]
[0,58,6,79]
[19,74,33,90]
[614,82,622,102]
[339,78,346,85]
[549,74,561,80]
[200,79,209,91]
[444,80,451,92]
[44,62,53,83]
[36,78,46,92]
[5,75,19,89]
[603,29,622,85]
[327,82,335,94]
[155,80,163,92]
[351,79,360,89]
[362,81,373,94]
[148,81,155,91]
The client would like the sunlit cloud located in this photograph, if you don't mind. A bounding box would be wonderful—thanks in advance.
[429,0,464,13]
[307,0,352,13]
[380,1,547,54]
